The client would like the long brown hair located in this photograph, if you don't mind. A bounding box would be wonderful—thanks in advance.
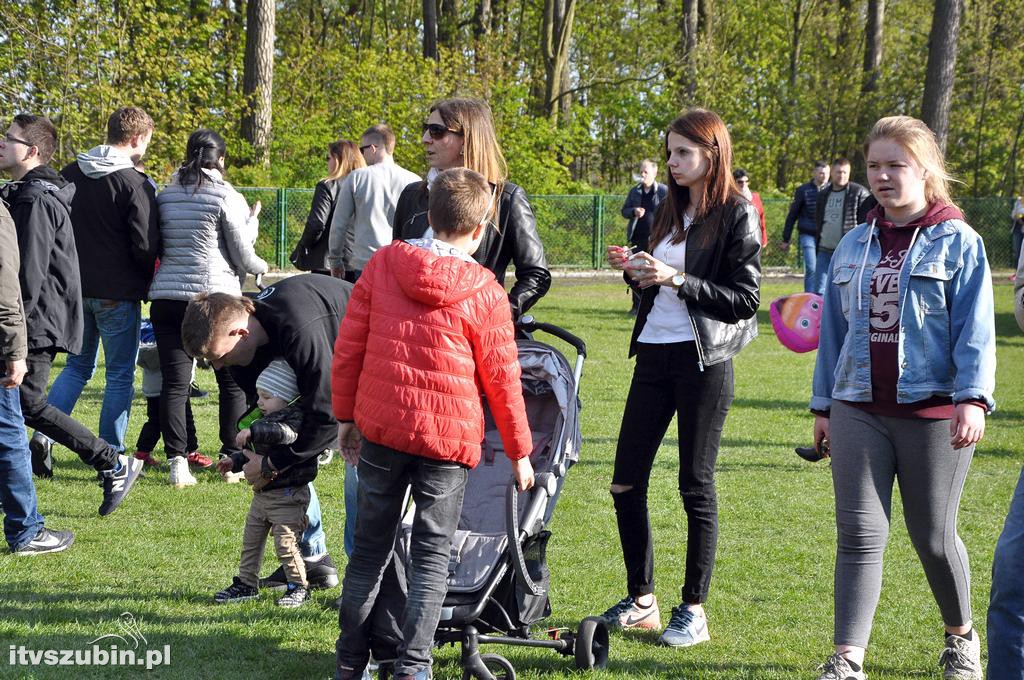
[430,98,507,203]
[649,109,737,247]
[323,139,365,182]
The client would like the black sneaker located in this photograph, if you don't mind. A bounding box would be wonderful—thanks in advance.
[276,584,310,608]
[214,576,259,604]
[260,554,339,590]
[98,455,145,516]
[795,445,828,462]
[30,434,54,478]
[13,528,74,556]
[189,381,209,399]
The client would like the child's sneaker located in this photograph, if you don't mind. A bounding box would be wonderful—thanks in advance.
[134,450,161,467]
[659,604,709,647]
[214,576,259,604]
[816,653,866,680]
[939,632,982,679]
[276,584,309,608]
[169,456,197,488]
[598,595,661,630]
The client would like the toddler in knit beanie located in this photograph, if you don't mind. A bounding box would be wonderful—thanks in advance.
[255,359,299,411]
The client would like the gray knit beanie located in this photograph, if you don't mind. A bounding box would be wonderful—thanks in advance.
[255,359,299,402]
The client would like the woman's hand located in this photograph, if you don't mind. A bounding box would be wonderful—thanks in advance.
[813,415,831,458]
[627,252,678,289]
[950,403,986,450]
[605,245,631,271]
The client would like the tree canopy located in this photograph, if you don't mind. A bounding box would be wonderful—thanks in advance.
[2,0,1022,196]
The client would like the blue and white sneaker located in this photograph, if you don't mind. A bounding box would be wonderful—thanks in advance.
[658,605,710,647]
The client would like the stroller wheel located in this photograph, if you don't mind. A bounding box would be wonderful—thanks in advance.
[574,616,610,670]
[478,653,515,680]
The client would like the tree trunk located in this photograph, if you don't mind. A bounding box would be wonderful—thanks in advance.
[241,0,274,167]
[540,0,577,124]
[972,4,1001,196]
[438,0,459,50]
[697,0,712,47]
[473,0,491,38]
[920,0,962,152]
[854,0,884,175]
[423,0,438,59]
[680,0,698,100]
[775,0,803,189]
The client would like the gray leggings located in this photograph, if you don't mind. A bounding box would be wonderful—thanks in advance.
[830,401,974,648]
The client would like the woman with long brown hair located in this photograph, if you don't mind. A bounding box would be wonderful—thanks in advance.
[392,97,550,320]
[600,109,761,647]
[290,139,365,275]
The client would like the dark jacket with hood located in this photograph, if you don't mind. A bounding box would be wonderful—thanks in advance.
[391,179,551,320]
[0,166,83,354]
[227,404,316,491]
[630,195,762,368]
[62,146,160,301]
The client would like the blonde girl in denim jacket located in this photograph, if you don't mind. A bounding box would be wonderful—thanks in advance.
[810,116,995,680]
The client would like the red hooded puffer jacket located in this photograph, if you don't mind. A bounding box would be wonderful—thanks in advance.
[331,241,532,468]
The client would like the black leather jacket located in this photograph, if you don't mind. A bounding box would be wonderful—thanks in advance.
[629,196,762,367]
[392,180,551,319]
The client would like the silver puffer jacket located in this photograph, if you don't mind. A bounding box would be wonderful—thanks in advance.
[149,168,268,301]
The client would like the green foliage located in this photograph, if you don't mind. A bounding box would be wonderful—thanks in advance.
[1,0,1022,195]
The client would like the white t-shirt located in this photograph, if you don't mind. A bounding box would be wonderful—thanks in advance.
[637,219,694,344]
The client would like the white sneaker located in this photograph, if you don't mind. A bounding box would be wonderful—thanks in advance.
[169,456,197,488]
[816,653,866,680]
[658,604,710,647]
[599,595,661,630]
[940,633,983,680]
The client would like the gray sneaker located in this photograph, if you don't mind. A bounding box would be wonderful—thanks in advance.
[658,605,710,647]
[939,633,983,680]
[816,654,866,680]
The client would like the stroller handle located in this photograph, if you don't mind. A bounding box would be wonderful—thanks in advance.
[505,472,556,597]
[517,316,587,358]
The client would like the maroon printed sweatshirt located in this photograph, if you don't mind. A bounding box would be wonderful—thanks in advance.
[843,202,967,419]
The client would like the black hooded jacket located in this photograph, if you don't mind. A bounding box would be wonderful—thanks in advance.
[0,166,83,354]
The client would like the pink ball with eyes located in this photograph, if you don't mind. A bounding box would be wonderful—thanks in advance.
[770,292,824,353]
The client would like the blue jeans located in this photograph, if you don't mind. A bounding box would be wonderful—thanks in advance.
[344,462,358,557]
[813,249,833,295]
[799,233,817,293]
[0,387,45,550]
[298,482,327,558]
[45,298,141,452]
[988,467,1024,679]
[336,440,468,678]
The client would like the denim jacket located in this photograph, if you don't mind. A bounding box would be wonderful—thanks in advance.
[811,218,996,413]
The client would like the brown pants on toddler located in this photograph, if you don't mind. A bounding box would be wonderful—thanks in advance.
[237,486,311,588]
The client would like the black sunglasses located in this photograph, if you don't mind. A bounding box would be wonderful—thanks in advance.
[359,144,374,153]
[422,123,463,140]
[4,134,33,147]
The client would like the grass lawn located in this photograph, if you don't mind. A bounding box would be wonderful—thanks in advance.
[1,275,1020,679]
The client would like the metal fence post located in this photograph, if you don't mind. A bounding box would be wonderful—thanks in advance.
[276,188,288,270]
[591,195,601,268]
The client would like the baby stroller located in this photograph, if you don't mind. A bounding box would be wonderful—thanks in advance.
[374,316,609,680]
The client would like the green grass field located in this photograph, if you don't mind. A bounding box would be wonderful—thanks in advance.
[1,275,1020,679]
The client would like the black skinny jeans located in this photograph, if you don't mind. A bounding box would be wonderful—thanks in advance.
[20,350,119,470]
[150,300,246,458]
[611,341,733,605]
[136,396,198,454]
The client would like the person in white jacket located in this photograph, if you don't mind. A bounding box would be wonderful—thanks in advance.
[149,129,268,488]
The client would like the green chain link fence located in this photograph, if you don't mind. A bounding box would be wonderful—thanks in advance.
[237,189,1021,273]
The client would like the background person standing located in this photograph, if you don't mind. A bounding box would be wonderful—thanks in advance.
[620,159,667,314]
[781,160,829,292]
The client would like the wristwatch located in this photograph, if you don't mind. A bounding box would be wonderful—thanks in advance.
[260,455,278,480]
[671,271,686,289]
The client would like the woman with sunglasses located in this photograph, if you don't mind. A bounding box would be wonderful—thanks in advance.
[392,98,550,320]
[290,140,365,276]
[600,109,761,648]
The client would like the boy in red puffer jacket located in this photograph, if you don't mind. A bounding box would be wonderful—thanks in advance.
[331,167,535,680]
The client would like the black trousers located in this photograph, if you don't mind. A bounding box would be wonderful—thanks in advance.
[136,396,198,454]
[611,341,733,605]
[150,299,246,458]
[20,350,118,471]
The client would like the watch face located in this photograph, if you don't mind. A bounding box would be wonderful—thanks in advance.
[672,273,685,287]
